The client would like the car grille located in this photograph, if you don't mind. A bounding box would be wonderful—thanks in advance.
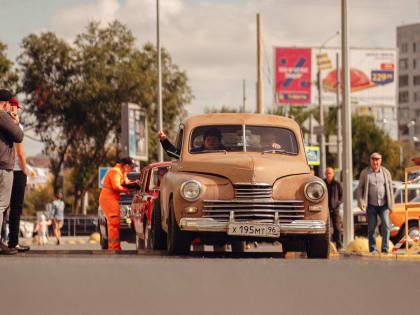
[203,184,305,223]
[234,184,272,199]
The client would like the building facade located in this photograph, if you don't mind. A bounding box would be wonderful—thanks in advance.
[397,23,420,149]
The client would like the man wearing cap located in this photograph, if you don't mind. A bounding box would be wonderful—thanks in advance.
[99,157,138,250]
[4,97,30,252]
[0,89,24,255]
[357,152,394,254]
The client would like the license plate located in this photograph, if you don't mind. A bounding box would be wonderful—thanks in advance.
[227,223,280,237]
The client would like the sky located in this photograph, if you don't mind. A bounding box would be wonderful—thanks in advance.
[1,0,420,156]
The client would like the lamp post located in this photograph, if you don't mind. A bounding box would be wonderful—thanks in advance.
[156,0,163,162]
[316,31,340,177]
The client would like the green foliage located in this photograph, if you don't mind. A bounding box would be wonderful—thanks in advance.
[0,41,19,92]
[23,184,54,216]
[268,106,316,135]
[18,21,192,213]
[205,105,240,113]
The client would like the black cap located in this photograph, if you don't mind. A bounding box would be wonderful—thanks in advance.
[204,127,222,140]
[0,89,12,102]
[119,157,138,167]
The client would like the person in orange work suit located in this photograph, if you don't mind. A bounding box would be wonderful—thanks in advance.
[99,157,138,250]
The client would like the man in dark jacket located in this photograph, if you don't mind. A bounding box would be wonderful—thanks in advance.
[323,167,343,250]
[0,89,24,255]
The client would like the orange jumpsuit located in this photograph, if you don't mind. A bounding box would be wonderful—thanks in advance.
[99,164,131,250]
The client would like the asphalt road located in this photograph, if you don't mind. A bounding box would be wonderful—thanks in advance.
[1,241,420,315]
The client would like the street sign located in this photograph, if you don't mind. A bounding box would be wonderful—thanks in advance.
[305,146,320,165]
[99,167,111,188]
[316,53,332,70]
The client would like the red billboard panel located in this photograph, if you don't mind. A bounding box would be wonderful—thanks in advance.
[274,48,312,105]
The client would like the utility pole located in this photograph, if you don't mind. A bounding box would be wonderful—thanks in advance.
[242,79,246,112]
[341,0,354,247]
[336,52,342,171]
[317,70,326,177]
[157,0,163,162]
[256,13,264,114]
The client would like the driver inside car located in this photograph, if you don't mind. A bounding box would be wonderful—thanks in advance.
[260,132,281,150]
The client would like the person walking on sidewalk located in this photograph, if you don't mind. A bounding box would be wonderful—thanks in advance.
[6,97,30,252]
[99,157,138,250]
[51,191,65,245]
[323,167,343,250]
[357,152,394,253]
[0,89,24,255]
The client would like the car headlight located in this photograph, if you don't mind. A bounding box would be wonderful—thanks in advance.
[120,205,131,218]
[304,180,326,202]
[180,180,202,202]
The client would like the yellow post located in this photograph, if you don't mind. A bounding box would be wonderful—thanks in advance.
[405,168,408,251]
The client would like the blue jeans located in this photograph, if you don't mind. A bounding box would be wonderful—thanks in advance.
[367,204,390,253]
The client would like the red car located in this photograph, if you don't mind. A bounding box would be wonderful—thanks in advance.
[131,162,171,250]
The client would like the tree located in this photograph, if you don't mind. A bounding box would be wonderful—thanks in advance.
[0,41,19,92]
[19,21,192,213]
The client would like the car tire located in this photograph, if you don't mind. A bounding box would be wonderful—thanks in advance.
[167,199,190,255]
[231,241,245,253]
[150,198,167,250]
[145,224,152,250]
[100,224,108,250]
[306,216,330,259]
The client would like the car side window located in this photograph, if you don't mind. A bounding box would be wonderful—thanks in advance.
[142,169,149,193]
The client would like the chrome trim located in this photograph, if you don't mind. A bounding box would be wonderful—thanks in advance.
[304,180,326,202]
[179,218,326,234]
[180,179,202,202]
[234,182,270,186]
[203,199,305,223]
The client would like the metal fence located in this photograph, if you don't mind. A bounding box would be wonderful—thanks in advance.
[22,215,99,237]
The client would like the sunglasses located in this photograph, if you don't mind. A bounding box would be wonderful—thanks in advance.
[371,157,381,161]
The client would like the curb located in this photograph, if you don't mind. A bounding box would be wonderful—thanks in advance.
[343,252,420,260]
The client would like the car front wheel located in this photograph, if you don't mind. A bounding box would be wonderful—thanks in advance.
[167,199,190,255]
[150,198,167,250]
[306,216,330,259]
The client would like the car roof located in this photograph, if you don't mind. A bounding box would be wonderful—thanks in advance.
[183,113,301,131]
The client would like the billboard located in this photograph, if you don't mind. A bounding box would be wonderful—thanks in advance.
[274,47,397,107]
[274,48,312,104]
[121,103,148,161]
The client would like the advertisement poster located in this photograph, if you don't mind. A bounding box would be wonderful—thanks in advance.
[128,108,147,159]
[312,48,396,107]
[274,47,397,107]
[274,48,312,104]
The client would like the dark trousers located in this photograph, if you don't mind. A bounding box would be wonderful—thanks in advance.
[330,209,343,249]
[8,171,27,248]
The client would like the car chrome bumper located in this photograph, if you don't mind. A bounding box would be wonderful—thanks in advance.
[179,218,326,235]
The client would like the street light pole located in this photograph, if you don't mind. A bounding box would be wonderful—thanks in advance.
[336,53,342,171]
[157,0,163,162]
[341,0,354,247]
[317,70,326,177]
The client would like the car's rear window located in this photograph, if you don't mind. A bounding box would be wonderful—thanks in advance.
[189,125,298,155]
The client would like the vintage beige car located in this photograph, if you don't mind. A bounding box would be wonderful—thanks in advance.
[154,113,330,258]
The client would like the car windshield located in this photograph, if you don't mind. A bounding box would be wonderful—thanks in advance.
[189,125,298,155]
